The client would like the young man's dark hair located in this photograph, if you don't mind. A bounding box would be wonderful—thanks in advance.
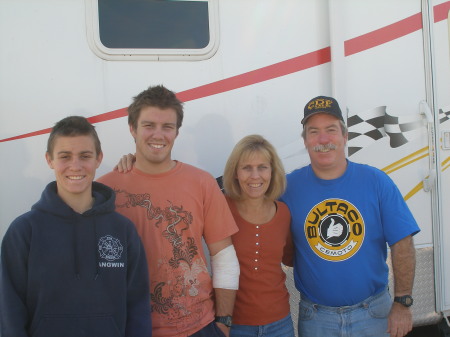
[127,84,184,131]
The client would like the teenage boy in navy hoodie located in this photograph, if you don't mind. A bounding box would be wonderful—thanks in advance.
[0,116,152,337]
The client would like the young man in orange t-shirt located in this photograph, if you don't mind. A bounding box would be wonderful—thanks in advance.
[98,85,239,337]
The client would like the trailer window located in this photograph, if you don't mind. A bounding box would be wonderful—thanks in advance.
[86,0,219,60]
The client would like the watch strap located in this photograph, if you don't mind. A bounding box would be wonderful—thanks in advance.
[394,295,413,307]
[215,315,233,327]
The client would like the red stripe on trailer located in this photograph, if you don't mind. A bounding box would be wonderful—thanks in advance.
[3,1,449,143]
[344,13,422,57]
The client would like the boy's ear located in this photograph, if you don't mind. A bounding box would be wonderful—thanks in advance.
[45,152,54,169]
[129,125,137,140]
[96,151,104,168]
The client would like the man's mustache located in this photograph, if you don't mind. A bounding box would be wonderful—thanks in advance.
[313,143,337,152]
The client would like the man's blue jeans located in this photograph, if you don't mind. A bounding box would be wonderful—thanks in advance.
[298,288,391,337]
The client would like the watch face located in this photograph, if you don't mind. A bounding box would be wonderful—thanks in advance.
[404,296,413,306]
[395,295,413,307]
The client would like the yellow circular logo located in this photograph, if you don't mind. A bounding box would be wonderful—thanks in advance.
[304,199,365,261]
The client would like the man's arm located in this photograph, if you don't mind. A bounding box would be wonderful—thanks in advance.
[208,237,239,337]
[387,235,416,337]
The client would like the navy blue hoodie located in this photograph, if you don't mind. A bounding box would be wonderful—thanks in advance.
[0,181,152,337]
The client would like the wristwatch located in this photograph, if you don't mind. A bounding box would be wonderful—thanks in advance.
[215,316,233,328]
[394,295,414,307]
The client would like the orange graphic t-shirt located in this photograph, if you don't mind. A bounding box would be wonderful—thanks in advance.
[98,162,238,337]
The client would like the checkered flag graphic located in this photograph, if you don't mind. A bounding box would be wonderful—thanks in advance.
[384,113,424,148]
[347,106,433,156]
[348,106,387,156]
[440,108,450,124]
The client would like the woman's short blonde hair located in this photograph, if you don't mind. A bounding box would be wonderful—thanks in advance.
[223,134,286,201]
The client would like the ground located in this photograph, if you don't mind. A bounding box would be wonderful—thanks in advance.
[407,324,441,337]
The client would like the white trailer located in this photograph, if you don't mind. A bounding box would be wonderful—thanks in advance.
[1,0,450,334]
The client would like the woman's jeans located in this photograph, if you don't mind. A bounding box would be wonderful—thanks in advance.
[230,314,295,337]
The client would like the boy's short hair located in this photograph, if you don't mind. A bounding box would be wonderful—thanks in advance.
[47,116,102,158]
[128,85,184,131]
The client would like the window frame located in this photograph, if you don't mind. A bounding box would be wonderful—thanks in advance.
[85,0,219,61]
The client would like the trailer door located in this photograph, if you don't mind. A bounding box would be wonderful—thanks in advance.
[431,0,450,319]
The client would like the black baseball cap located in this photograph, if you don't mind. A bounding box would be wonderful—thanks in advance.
[302,96,344,125]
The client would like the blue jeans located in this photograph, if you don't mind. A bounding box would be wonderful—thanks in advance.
[230,314,295,337]
[298,288,391,337]
[189,321,226,337]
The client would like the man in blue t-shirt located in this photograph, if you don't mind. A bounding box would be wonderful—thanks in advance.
[281,96,420,337]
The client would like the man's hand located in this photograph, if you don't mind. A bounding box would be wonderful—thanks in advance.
[387,302,413,337]
[113,153,136,173]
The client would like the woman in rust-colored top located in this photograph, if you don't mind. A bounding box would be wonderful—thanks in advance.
[223,134,295,337]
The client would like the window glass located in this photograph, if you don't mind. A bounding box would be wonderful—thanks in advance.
[86,0,218,60]
[98,0,209,49]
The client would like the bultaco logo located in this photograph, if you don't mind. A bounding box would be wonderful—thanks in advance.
[305,199,365,261]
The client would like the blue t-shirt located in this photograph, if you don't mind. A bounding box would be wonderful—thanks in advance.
[281,160,420,306]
